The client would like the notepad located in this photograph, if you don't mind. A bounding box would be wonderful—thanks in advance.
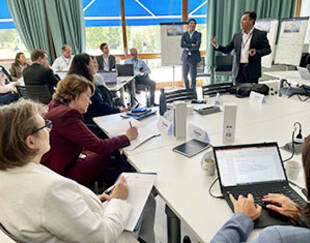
[121,172,156,231]
[173,139,210,157]
[108,118,160,151]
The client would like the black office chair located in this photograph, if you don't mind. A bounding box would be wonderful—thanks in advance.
[135,83,151,107]
[202,82,234,97]
[16,86,29,99]
[213,55,233,80]
[164,88,197,103]
[20,85,52,104]
[0,222,22,243]
[197,56,211,78]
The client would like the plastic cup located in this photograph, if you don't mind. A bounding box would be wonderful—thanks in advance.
[285,160,301,180]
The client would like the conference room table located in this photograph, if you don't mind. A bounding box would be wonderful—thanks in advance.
[94,95,310,242]
[105,75,136,107]
[264,70,310,86]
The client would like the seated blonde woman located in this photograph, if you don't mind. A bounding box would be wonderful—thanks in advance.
[0,99,140,243]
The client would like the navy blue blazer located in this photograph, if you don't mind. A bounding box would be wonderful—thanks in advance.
[84,86,120,126]
[181,30,201,64]
[216,28,271,81]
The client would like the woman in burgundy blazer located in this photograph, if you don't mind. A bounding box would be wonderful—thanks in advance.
[41,74,138,187]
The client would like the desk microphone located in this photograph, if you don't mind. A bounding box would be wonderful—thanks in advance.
[293,122,304,144]
[222,104,237,144]
[282,122,304,156]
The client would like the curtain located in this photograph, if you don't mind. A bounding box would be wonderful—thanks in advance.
[45,0,86,56]
[6,0,52,60]
[206,0,296,82]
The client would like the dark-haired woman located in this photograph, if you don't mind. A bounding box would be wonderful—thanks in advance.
[211,136,310,242]
[9,52,29,81]
[67,53,127,135]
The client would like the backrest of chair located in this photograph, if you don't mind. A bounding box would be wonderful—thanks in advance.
[16,86,29,99]
[202,82,233,97]
[25,85,52,104]
[197,56,205,74]
[214,55,233,72]
[165,88,197,103]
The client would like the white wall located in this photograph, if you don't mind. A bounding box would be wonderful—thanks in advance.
[300,0,310,51]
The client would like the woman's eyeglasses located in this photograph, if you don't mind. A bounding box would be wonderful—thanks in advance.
[30,119,53,135]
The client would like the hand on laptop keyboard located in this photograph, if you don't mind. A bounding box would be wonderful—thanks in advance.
[262,193,299,219]
[229,193,262,221]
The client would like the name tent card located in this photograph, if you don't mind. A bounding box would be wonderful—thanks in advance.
[157,116,174,135]
[249,91,266,104]
[188,123,210,144]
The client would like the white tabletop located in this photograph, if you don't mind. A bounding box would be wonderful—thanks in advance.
[264,71,310,86]
[106,76,134,91]
[94,95,310,242]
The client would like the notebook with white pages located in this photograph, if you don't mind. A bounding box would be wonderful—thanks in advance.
[103,172,157,232]
[106,118,160,151]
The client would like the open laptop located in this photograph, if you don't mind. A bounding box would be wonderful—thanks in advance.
[116,64,134,76]
[213,142,306,228]
[98,71,118,84]
[297,66,310,80]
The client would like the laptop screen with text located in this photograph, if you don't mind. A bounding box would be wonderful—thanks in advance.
[215,144,286,187]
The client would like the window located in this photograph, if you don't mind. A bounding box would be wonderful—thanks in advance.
[85,26,123,56]
[83,0,208,54]
[127,25,160,53]
[0,29,29,59]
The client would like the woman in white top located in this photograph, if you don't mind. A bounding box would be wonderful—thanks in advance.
[0,71,19,105]
[0,99,140,243]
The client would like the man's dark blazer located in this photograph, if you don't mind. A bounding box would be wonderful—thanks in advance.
[96,55,116,71]
[216,28,271,81]
[181,30,202,64]
[23,63,59,94]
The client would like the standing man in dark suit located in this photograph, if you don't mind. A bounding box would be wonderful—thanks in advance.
[181,18,201,90]
[23,49,59,94]
[96,43,116,71]
[211,11,271,84]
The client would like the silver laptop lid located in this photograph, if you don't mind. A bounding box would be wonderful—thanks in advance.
[99,71,117,83]
[213,143,287,188]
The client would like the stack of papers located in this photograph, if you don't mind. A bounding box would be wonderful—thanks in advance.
[121,172,156,231]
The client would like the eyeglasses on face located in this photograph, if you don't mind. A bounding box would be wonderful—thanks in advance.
[30,119,53,135]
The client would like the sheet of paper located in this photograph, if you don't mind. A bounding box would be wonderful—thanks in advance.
[107,118,159,151]
[121,172,156,231]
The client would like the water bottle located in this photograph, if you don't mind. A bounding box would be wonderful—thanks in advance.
[159,88,167,116]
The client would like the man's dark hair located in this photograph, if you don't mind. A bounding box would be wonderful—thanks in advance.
[188,18,197,24]
[100,42,107,51]
[243,11,257,23]
[31,49,47,62]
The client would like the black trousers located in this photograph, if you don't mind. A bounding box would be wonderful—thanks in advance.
[0,92,19,105]
[236,64,259,84]
[182,58,198,90]
[135,74,156,105]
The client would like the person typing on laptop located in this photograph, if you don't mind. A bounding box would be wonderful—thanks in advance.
[211,136,310,242]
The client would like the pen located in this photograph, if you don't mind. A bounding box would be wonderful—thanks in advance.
[103,175,128,194]
[129,121,132,128]
[103,184,115,195]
